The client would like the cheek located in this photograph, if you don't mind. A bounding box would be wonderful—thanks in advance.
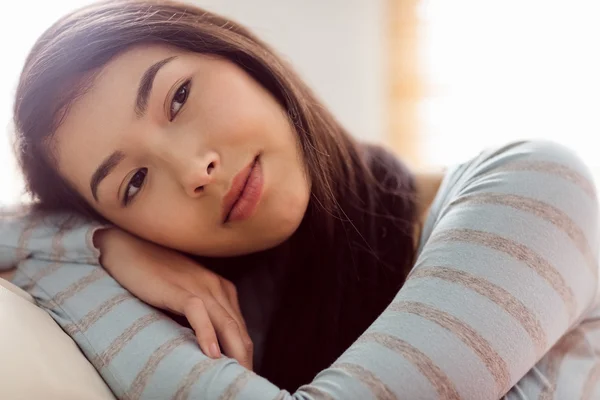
[107,196,189,246]
[208,105,271,146]
[271,162,310,224]
[115,191,222,255]
[199,79,282,146]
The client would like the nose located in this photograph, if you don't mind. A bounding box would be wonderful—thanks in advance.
[181,151,220,197]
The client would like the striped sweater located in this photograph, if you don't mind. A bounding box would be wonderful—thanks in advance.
[1,140,599,399]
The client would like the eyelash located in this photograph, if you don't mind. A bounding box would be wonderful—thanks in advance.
[121,80,192,206]
[169,79,191,121]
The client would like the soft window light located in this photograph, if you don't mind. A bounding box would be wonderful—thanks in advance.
[418,0,600,176]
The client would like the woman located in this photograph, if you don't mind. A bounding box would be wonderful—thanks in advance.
[1,0,599,398]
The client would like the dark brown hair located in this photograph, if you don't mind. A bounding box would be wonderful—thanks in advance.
[13,0,416,390]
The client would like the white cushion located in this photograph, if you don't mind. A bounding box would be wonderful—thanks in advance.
[0,278,115,400]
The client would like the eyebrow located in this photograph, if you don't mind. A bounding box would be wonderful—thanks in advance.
[135,56,177,118]
[90,150,126,202]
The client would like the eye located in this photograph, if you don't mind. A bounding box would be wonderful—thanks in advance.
[169,80,191,120]
[123,168,147,206]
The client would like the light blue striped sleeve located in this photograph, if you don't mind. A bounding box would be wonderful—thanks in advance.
[0,207,107,269]
[7,140,600,399]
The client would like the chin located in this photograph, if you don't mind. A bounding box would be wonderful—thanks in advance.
[206,190,309,258]
[236,224,301,256]
[220,213,306,257]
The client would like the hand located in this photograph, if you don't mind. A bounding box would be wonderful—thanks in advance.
[93,228,253,369]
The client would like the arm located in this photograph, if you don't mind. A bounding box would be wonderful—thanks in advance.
[0,205,253,368]
[11,140,598,399]
[0,205,106,269]
[1,206,105,281]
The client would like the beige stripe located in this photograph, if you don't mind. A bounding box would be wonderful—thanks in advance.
[172,358,221,400]
[124,331,195,400]
[35,297,60,312]
[272,392,287,400]
[272,392,288,400]
[581,319,600,333]
[581,363,600,400]
[46,217,79,262]
[332,362,397,400]
[410,266,547,357]
[92,313,165,369]
[15,216,38,261]
[64,292,134,335]
[493,159,597,200]
[53,268,107,306]
[357,332,460,399]
[540,321,600,400]
[29,262,63,287]
[219,370,254,400]
[20,227,68,292]
[539,328,588,400]
[296,386,335,400]
[454,193,597,276]
[63,322,81,337]
[390,301,510,395]
[46,224,68,262]
[430,228,578,323]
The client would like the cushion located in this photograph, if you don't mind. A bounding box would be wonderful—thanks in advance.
[0,278,115,400]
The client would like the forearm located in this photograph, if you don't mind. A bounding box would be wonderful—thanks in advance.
[0,205,107,270]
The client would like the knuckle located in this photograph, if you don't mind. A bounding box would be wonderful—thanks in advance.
[224,280,237,294]
[223,316,239,331]
[204,275,221,290]
[184,296,205,311]
[244,339,254,353]
[218,278,236,294]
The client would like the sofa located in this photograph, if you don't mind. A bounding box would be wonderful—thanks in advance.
[0,276,115,399]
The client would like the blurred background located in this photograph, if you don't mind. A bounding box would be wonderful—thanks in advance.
[1,0,599,205]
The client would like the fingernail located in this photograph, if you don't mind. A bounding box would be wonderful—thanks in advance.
[210,343,221,358]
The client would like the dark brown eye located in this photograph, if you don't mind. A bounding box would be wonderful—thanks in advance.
[123,168,147,205]
[170,80,191,120]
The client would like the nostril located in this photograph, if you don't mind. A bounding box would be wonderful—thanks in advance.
[207,161,215,174]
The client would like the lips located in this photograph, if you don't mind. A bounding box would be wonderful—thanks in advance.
[222,156,262,223]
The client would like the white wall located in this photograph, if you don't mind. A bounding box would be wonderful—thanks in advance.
[0,0,97,205]
[196,0,386,142]
[0,0,385,205]
[419,0,600,171]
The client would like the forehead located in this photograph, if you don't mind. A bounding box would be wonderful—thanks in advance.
[102,44,186,80]
[56,43,186,139]
[74,44,187,114]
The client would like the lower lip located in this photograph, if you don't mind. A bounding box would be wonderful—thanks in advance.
[226,158,264,223]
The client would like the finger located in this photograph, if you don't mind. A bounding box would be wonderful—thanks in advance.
[203,297,252,369]
[216,288,253,370]
[221,283,254,357]
[181,297,222,360]
[222,281,246,328]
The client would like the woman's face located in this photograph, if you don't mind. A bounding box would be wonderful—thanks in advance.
[53,44,311,257]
